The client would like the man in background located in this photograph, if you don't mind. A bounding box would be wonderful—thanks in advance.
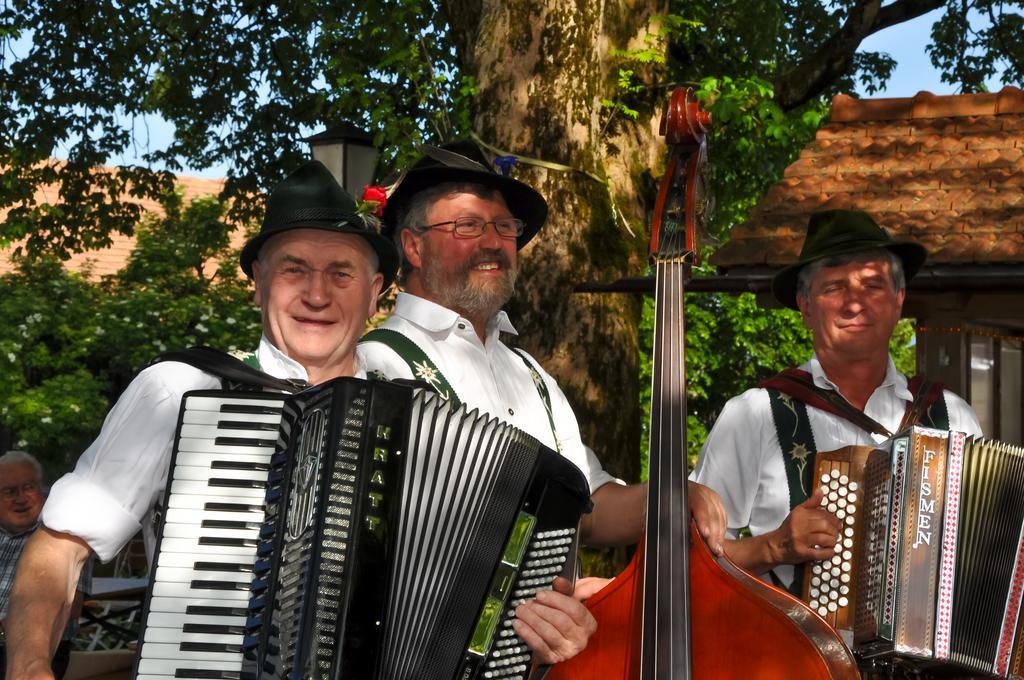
[0,451,90,680]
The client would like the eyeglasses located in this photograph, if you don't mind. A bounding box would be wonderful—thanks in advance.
[0,482,40,500]
[417,216,524,239]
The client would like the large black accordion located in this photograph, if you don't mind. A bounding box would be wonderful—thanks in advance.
[799,426,1024,678]
[133,377,592,680]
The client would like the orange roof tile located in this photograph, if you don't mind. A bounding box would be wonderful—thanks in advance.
[0,168,247,279]
[712,87,1024,269]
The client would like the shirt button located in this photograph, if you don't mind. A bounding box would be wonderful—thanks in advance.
[457,323,466,330]
[508,408,515,416]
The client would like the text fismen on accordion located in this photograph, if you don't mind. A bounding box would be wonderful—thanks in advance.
[132,377,593,680]
[800,426,1024,678]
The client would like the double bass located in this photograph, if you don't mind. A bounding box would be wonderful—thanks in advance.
[547,89,859,679]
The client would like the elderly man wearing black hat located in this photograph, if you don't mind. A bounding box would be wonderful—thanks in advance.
[5,161,398,680]
[359,141,728,660]
[691,209,983,594]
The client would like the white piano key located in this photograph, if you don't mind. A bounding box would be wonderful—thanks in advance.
[152,581,251,601]
[137,658,244,675]
[153,566,254,585]
[160,523,259,541]
[177,437,274,456]
[184,395,284,412]
[137,657,245,675]
[173,451,272,468]
[145,611,247,629]
[169,480,268,499]
[146,596,250,615]
[156,537,260,556]
[174,465,271,483]
[182,408,282,426]
[163,507,265,526]
[165,494,263,512]
[144,627,244,645]
[138,643,243,662]
[178,423,279,441]
[156,551,256,569]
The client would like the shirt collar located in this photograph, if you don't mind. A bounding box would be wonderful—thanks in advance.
[395,292,518,338]
[0,520,40,539]
[256,335,311,382]
[256,335,367,382]
[808,353,912,401]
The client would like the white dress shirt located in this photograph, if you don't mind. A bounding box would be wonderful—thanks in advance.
[41,336,344,562]
[358,292,618,494]
[691,353,983,588]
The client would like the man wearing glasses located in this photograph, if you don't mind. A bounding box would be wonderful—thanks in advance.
[360,143,727,657]
[0,451,89,680]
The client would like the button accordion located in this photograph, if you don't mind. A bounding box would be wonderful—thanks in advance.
[133,377,592,680]
[800,426,1024,678]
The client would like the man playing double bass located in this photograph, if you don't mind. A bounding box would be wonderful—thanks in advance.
[693,209,983,593]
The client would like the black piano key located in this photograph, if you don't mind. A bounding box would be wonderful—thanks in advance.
[198,537,258,547]
[204,502,263,513]
[216,420,278,432]
[208,478,266,489]
[183,623,247,635]
[193,561,253,573]
[219,404,281,415]
[190,579,250,591]
[201,519,261,530]
[180,642,243,653]
[185,605,249,617]
[175,670,241,680]
[210,460,271,472]
[213,436,277,448]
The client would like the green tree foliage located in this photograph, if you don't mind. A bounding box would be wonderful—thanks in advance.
[1,0,1018,484]
[0,191,257,474]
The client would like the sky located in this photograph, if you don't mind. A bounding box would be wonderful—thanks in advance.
[41,7,1014,179]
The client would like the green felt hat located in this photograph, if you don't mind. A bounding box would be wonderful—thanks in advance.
[381,140,548,250]
[771,209,927,309]
[240,160,399,288]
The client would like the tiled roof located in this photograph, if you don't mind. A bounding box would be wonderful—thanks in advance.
[0,170,243,279]
[711,87,1024,269]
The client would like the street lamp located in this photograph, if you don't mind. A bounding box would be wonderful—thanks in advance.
[304,124,379,196]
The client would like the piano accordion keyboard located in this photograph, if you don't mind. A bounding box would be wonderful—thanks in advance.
[135,391,285,680]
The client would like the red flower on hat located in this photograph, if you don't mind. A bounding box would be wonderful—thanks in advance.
[361,185,388,217]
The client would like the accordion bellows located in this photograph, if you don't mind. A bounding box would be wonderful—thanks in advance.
[134,377,592,680]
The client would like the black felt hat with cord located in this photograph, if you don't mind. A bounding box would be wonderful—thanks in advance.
[240,160,399,289]
[381,140,548,250]
[771,209,928,310]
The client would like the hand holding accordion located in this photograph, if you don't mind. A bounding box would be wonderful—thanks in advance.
[802,427,1024,678]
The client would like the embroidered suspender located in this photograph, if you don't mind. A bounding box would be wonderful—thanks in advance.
[511,348,562,454]
[361,328,462,405]
[360,328,560,449]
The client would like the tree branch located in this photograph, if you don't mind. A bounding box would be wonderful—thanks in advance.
[773,0,946,111]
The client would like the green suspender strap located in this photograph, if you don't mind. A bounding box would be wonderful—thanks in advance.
[360,328,462,406]
[511,348,562,455]
[764,389,819,595]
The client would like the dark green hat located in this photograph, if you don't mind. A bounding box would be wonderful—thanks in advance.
[771,209,927,309]
[240,160,399,289]
[381,140,548,250]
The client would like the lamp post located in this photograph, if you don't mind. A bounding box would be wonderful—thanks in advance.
[304,124,379,196]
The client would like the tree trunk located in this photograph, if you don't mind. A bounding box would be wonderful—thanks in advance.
[443,0,669,574]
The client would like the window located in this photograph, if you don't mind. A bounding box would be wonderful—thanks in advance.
[969,328,1023,445]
